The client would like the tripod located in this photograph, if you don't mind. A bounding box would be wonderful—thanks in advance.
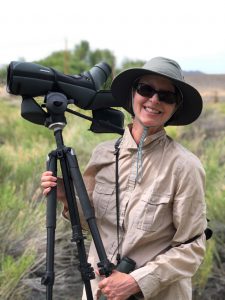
[40,93,117,300]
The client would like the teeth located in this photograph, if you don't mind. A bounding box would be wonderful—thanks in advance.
[144,107,161,114]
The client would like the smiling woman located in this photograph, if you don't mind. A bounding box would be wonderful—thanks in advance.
[40,57,208,300]
[131,75,178,141]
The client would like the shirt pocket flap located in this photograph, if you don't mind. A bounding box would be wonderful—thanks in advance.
[137,193,171,232]
[95,184,114,195]
[148,194,171,205]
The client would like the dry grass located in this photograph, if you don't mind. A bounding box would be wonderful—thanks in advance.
[1,96,225,299]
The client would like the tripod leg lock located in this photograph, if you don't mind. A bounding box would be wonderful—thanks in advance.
[71,225,86,243]
[78,262,95,281]
[97,259,115,277]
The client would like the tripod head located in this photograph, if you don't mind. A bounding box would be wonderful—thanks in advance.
[21,92,125,134]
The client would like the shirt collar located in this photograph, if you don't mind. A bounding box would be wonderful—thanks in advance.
[120,125,166,150]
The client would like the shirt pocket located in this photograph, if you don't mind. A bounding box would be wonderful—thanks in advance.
[137,193,171,232]
[93,183,115,219]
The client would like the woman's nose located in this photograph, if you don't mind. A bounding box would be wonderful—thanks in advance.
[149,92,160,104]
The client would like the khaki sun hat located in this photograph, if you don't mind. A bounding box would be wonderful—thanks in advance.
[111,57,203,126]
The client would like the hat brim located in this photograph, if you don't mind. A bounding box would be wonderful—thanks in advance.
[111,68,203,126]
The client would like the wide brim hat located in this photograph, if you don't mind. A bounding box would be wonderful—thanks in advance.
[111,57,203,126]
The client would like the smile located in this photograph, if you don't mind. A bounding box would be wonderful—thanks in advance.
[143,105,162,114]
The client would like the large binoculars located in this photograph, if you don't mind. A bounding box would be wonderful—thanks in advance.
[99,256,136,300]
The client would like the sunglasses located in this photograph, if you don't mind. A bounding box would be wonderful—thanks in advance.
[134,82,179,104]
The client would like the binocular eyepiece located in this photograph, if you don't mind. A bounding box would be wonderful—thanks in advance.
[116,256,136,273]
[99,256,136,300]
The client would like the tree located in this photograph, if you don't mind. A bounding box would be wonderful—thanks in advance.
[34,41,117,86]
[118,58,146,73]
[73,40,90,62]
[35,50,67,73]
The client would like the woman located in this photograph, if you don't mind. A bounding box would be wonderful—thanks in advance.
[41,57,207,300]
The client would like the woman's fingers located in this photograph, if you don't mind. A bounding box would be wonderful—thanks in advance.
[41,180,57,188]
[43,187,51,196]
[41,171,57,195]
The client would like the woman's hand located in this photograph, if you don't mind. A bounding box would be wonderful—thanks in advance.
[41,171,57,196]
[41,171,67,207]
[97,270,140,300]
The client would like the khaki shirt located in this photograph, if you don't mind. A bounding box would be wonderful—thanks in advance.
[77,126,207,300]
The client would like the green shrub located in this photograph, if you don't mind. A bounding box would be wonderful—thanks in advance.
[0,252,35,300]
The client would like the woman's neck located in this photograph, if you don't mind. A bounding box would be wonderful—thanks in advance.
[131,119,163,144]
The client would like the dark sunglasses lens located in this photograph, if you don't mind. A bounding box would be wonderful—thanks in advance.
[136,84,155,97]
[158,91,177,104]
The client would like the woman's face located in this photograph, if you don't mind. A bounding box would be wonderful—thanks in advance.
[132,74,177,132]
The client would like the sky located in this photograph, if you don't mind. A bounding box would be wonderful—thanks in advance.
[1,0,225,74]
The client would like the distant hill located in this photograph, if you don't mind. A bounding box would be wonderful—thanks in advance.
[183,71,225,102]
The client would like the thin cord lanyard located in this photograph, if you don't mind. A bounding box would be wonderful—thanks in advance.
[114,137,122,265]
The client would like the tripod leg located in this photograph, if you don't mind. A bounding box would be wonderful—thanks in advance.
[65,149,114,276]
[41,151,57,300]
[58,148,94,300]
